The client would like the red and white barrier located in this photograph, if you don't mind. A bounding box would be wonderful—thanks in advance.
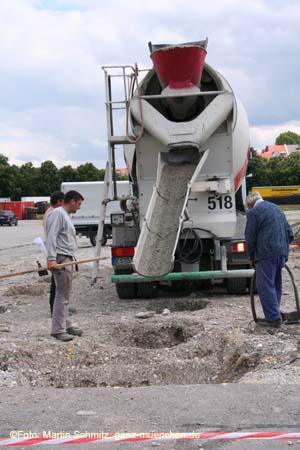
[1,431,300,446]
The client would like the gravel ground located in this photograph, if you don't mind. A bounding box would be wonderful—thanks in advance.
[1,221,300,389]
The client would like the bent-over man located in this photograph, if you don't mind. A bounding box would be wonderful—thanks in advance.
[245,191,294,328]
[46,190,84,341]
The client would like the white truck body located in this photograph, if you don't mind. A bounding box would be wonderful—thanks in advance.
[61,181,131,245]
[102,39,252,298]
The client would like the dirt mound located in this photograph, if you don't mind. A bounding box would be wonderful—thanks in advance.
[5,284,46,297]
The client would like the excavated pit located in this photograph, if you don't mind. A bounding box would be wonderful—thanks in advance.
[111,320,198,349]
[0,323,260,389]
[1,225,300,390]
[2,253,299,389]
[149,297,209,314]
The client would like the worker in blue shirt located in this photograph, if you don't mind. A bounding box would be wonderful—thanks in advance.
[245,191,294,328]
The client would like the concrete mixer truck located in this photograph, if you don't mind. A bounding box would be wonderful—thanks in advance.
[101,39,254,299]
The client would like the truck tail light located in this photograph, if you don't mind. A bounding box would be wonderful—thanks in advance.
[111,247,135,257]
[232,242,247,253]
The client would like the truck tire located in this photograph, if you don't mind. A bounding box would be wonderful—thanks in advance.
[114,268,137,300]
[116,282,137,300]
[90,233,96,246]
[227,277,248,295]
[89,232,107,247]
[137,282,158,299]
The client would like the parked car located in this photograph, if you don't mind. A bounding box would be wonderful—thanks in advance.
[0,210,18,226]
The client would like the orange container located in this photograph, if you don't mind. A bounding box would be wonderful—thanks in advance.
[0,201,35,219]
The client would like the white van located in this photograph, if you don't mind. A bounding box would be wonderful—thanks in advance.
[61,181,131,246]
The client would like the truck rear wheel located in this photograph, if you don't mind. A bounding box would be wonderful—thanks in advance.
[90,233,96,246]
[114,268,137,300]
[226,277,248,295]
[137,282,158,299]
[116,283,137,300]
[101,235,107,246]
[90,232,107,247]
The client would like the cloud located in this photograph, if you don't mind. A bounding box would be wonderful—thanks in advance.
[0,106,107,168]
[0,0,300,168]
[250,122,300,150]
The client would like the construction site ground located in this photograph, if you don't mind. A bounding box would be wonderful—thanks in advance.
[1,219,300,449]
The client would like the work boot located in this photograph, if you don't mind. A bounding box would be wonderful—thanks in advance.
[51,332,74,341]
[256,319,281,329]
[67,327,83,336]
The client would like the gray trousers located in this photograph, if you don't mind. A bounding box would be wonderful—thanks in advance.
[51,254,73,335]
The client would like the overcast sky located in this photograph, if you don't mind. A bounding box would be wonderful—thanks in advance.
[1,0,300,168]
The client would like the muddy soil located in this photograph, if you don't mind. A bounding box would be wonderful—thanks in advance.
[1,221,300,388]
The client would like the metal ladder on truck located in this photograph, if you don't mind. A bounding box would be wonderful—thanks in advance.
[91,65,140,283]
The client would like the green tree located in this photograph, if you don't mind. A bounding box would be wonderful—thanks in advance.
[275,131,300,145]
[0,164,18,198]
[246,152,300,190]
[0,155,111,198]
[9,165,23,200]
[266,157,285,186]
[0,154,9,165]
[37,161,61,195]
[17,162,38,196]
[246,156,269,190]
[282,152,300,185]
[59,165,79,183]
[98,168,106,181]
[77,163,101,181]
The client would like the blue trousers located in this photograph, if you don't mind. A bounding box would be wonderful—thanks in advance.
[255,256,286,321]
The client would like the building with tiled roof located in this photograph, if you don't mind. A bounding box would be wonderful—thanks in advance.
[116,167,128,175]
[259,144,300,160]
[259,145,287,159]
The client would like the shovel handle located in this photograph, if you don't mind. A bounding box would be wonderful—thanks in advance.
[0,256,107,280]
[53,256,105,269]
